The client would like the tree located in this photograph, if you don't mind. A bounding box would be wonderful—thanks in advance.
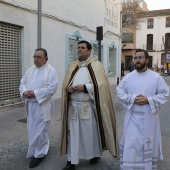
[122,0,145,30]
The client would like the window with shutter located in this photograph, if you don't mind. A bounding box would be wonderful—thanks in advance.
[0,22,21,106]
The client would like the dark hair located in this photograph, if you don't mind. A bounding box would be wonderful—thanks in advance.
[135,49,149,59]
[35,48,48,58]
[78,40,92,50]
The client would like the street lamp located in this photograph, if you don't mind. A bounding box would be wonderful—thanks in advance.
[162,35,169,75]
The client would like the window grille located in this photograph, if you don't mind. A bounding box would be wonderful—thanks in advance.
[0,22,21,106]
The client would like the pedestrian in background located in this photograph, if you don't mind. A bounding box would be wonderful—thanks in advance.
[128,61,134,72]
[161,61,165,75]
[60,40,118,170]
[19,48,58,168]
[117,49,169,170]
[121,60,125,77]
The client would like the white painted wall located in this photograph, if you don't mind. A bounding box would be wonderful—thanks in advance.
[0,0,122,98]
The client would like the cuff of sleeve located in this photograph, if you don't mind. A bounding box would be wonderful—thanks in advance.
[127,94,137,111]
[21,92,26,101]
[146,97,149,104]
[131,94,137,104]
[34,90,40,104]
[84,84,88,93]
[147,97,156,114]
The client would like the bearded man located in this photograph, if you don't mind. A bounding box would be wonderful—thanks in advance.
[60,40,118,170]
[117,49,169,170]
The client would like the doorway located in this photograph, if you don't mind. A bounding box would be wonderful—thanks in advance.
[147,56,153,68]
[125,56,132,70]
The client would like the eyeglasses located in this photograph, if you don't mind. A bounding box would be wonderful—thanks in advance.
[32,56,43,60]
[133,56,145,60]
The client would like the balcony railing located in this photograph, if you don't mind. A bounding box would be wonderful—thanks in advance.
[161,44,170,51]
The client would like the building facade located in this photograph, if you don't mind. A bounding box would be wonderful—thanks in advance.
[121,0,148,70]
[136,9,170,70]
[0,0,122,106]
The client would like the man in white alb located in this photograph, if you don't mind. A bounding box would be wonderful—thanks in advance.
[19,48,58,168]
[60,40,118,170]
[116,49,169,170]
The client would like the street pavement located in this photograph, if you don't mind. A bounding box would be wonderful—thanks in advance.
[0,75,170,170]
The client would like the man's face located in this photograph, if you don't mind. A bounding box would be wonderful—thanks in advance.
[77,43,91,61]
[33,50,47,67]
[134,51,148,71]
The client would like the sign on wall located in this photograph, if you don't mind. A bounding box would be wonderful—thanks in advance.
[104,0,118,30]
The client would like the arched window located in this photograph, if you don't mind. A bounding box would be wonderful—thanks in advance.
[108,41,117,76]
[90,41,104,63]
[66,30,83,71]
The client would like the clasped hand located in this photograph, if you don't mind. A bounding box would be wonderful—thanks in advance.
[67,85,84,93]
[23,91,35,98]
[134,94,149,105]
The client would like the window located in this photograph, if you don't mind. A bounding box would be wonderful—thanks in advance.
[68,39,79,66]
[108,47,116,76]
[166,17,170,27]
[147,34,153,50]
[165,33,170,49]
[0,22,21,105]
[147,18,154,29]
[91,43,103,63]
[66,30,82,70]
[91,44,99,60]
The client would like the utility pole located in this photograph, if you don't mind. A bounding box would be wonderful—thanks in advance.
[37,0,42,48]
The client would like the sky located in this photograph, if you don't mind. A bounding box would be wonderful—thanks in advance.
[144,0,170,10]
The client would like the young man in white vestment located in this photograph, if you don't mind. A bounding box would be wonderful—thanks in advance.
[116,49,169,170]
[60,40,119,170]
[19,48,58,168]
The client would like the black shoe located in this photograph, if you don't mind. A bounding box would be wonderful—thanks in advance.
[89,157,100,165]
[29,157,43,168]
[62,161,75,170]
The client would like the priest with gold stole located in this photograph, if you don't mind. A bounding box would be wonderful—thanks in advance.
[60,40,119,170]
